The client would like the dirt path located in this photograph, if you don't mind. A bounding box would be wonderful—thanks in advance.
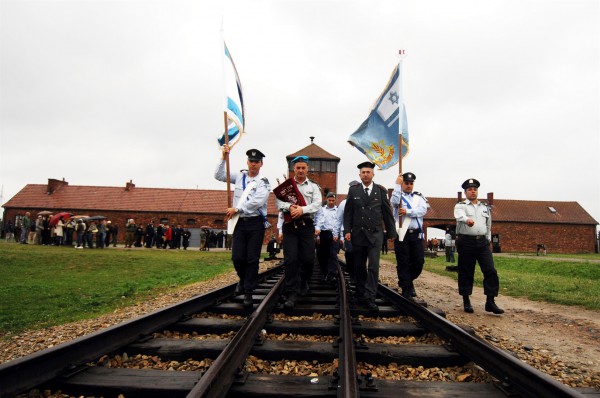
[378,260,600,387]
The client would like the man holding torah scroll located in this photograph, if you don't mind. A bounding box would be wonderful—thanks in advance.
[274,155,322,309]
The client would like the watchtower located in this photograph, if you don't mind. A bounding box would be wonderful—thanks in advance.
[286,137,340,197]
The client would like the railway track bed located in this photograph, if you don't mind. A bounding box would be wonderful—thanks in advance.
[2,262,598,397]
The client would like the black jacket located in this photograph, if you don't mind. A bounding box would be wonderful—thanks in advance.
[343,183,397,246]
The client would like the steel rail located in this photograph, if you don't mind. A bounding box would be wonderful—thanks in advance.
[377,283,586,398]
[0,265,284,398]
[335,262,359,398]
[186,272,285,398]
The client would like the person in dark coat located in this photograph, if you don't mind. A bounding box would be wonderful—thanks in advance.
[343,161,397,311]
[182,229,191,250]
[145,221,155,248]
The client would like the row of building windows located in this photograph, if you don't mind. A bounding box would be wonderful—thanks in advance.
[288,160,338,173]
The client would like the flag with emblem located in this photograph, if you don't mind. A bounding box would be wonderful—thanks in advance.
[218,41,245,147]
[348,63,409,170]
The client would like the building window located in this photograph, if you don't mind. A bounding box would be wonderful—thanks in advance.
[187,219,196,225]
[548,207,557,213]
[214,219,224,226]
[160,218,169,224]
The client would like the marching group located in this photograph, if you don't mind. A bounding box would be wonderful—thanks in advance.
[217,146,504,314]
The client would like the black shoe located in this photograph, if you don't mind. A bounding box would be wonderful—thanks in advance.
[365,298,379,311]
[401,289,412,299]
[234,282,244,296]
[243,294,253,308]
[409,284,417,297]
[485,301,504,314]
[463,296,474,313]
[299,281,310,296]
[284,293,297,309]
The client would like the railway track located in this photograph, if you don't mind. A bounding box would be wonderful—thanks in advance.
[0,260,596,398]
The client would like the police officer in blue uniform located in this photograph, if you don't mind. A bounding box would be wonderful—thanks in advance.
[454,178,504,314]
[215,146,271,308]
[343,161,397,311]
[391,172,428,299]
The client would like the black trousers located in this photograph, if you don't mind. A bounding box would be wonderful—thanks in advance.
[394,231,425,290]
[317,231,339,276]
[232,216,265,293]
[456,236,499,296]
[282,219,315,293]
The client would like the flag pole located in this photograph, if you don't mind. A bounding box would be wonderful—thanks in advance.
[398,49,405,232]
[398,49,405,176]
[223,111,232,208]
[221,20,232,209]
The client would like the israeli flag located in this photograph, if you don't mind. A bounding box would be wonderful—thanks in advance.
[218,42,245,147]
[348,64,409,170]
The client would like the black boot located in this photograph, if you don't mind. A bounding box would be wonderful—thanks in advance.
[485,297,504,314]
[234,282,244,296]
[463,295,474,313]
[243,293,253,308]
[284,292,297,309]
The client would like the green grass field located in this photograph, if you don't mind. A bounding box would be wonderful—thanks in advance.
[1,243,598,336]
[381,253,600,310]
[0,243,235,334]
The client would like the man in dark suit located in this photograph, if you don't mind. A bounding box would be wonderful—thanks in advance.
[343,161,397,311]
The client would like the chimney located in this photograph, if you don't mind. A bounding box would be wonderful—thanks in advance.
[457,191,462,202]
[47,178,68,194]
[487,192,494,206]
[125,180,135,191]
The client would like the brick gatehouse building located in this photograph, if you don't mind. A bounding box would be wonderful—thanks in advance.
[2,140,598,252]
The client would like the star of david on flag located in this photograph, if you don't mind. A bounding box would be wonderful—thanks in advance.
[218,42,245,147]
[348,64,409,170]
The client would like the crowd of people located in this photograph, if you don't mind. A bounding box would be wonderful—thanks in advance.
[2,213,233,251]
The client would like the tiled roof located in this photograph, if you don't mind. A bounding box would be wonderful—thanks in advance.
[4,184,597,225]
[3,184,281,215]
[425,197,597,225]
[287,143,340,160]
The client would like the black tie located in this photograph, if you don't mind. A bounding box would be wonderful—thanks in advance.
[365,187,369,196]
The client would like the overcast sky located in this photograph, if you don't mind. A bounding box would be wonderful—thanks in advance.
[1,0,599,226]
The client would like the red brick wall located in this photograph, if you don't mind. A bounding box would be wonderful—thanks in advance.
[423,219,597,253]
[491,222,596,254]
[289,171,338,197]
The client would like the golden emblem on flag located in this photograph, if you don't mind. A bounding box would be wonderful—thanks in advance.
[366,140,394,167]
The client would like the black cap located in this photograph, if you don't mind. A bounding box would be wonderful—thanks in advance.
[461,178,480,190]
[402,172,416,182]
[348,180,360,187]
[326,192,336,198]
[246,149,265,161]
[357,161,375,169]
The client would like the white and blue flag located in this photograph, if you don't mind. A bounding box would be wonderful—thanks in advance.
[348,64,409,170]
[218,42,245,147]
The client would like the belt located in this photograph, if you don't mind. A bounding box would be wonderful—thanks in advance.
[406,229,421,234]
[239,215,262,222]
[458,234,487,240]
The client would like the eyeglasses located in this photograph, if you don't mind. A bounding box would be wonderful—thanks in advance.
[291,155,309,163]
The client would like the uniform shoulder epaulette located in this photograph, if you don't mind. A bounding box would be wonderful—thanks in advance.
[375,183,387,192]
[261,177,270,185]
[240,169,248,173]
[414,191,428,202]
